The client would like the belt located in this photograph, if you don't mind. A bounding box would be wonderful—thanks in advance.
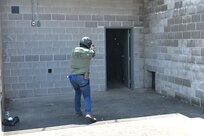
[67,74,83,78]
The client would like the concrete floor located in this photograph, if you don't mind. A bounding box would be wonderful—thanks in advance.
[3,87,204,135]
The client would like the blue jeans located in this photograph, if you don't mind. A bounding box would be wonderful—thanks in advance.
[69,74,91,115]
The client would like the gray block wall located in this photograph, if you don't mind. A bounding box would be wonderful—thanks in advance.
[0,10,4,133]
[144,0,204,106]
[0,12,3,93]
[1,0,144,98]
[133,27,144,88]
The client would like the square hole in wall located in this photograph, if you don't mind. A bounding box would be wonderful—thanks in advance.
[152,72,155,90]
[11,6,19,14]
[48,69,52,74]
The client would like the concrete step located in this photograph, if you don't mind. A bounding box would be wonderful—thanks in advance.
[5,113,204,136]
[191,117,204,124]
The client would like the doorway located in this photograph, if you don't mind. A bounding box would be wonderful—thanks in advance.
[106,29,132,89]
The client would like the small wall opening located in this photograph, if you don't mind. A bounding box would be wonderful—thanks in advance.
[152,72,155,90]
[48,69,52,74]
[145,71,156,91]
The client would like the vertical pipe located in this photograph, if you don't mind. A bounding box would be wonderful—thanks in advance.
[36,0,40,27]
[31,0,36,26]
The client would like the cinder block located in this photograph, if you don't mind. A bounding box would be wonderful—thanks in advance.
[178,24,186,31]
[179,8,186,16]
[26,82,41,89]
[52,14,65,20]
[183,79,191,87]
[52,28,66,34]
[17,34,31,41]
[187,23,195,31]
[183,32,191,39]
[9,14,22,20]
[197,5,204,13]
[175,77,182,85]
[201,32,204,38]
[174,33,183,39]
[59,34,73,40]
[196,22,204,30]
[195,90,204,98]
[5,91,19,98]
[98,21,109,27]
[110,22,121,27]
[25,55,39,61]
[174,17,182,24]
[34,89,48,97]
[40,55,53,61]
[186,6,196,14]
[116,16,127,21]
[192,14,201,22]
[66,15,78,20]
[53,41,66,47]
[104,15,115,21]
[183,16,192,23]
[92,15,103,21]
[19,76,32,83]
[66,28,79,33]
[85,22,97,28]
[122,21,134,27]
[10,56,24,62]
[187,40,196,47]
[48,88,61,95]
[45,34,59,41]
[19,90,34,97]
[79,15,91,20]
[40,82,54,88]
[201,14,204,21]
[175,92,190,102]
[191,32,201,39]
[191,97,201,107]
[39,14,51,20]
[54,55,66,60]
[12,83,26,90]
[4,77,18,84]
[23,14,32,20]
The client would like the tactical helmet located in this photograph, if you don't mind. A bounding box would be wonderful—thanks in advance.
[79,37,92,49]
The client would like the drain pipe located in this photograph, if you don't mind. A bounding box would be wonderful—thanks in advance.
[36,0,40,27]
[31,0,40,27]
[31,0,36,27]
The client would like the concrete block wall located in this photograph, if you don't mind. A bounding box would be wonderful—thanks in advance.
[0,10,3,94]
[144,0,204,106]
[0,11,4,133]
[133,27,144,88]
[1,0,144,98]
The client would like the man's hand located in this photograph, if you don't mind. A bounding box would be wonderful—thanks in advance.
[90,45,95,57]
[90,45,95,51]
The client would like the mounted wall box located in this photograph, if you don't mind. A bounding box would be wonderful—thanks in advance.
[11,6,19,14]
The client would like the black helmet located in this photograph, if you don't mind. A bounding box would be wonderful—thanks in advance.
[79,37,92,49]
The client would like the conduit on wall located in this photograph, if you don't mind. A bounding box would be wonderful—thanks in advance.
[31,0,40,27]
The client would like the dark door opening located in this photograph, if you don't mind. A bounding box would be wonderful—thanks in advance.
[152,72,155,90]
[106,29,131,89]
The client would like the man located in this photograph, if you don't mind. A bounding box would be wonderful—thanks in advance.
[68,37,96,123]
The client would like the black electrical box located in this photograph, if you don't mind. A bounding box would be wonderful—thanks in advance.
[11,6,19,14]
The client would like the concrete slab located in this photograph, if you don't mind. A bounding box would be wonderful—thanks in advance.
[6,114,204,136]
[3,88,204,135]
